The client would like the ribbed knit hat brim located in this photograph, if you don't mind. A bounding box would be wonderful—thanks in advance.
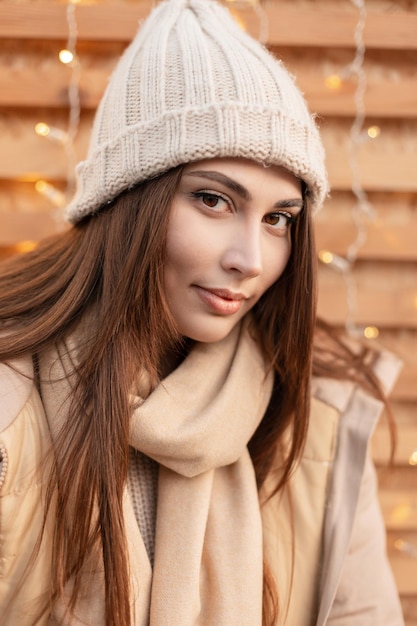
[65,0,328,223]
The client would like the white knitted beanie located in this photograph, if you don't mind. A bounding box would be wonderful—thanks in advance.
[65,0,329,223]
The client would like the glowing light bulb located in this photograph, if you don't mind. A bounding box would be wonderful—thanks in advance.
[35,180,48,193]
[394,538,417,558]
[59,49,74,65]
[318,251,350,272]
[367,125,381,139]
[319,250,334,264]
[325,74,343,90]
[363,326,379,339]
[409,450,417,466]
[395,539,406,551]
[35,122,50,137]
[35,180,66,207]
[14,241,37,254]
[35,123,68,144]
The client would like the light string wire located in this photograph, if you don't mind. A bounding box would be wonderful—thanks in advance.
[37,0,378,339]
[343,0,371,336]
[252,1,268,45]
[34,0,80,225]
[347,5,417,569]
[320,0,379,339]
[346,0,417,553]
[36,0,263,214]
[64,0,81,197]
[33,0,417,558]
[224,0,268,44]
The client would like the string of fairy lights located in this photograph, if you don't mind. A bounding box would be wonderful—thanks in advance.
[33,0,266,211]
[324,0,417,561]
[319,0,381,342]
[34,0,80,224]
[31,0,417,505]
[34,0,381,339]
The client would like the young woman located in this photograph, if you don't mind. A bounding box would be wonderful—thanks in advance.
[0,0,404,624]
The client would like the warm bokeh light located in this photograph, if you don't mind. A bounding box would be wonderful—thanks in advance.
[409,450,417,466]
[35,123,68,144]
[318,250,334,264]
[394,539,417,558]
[363,326,379,339]
[325,74,343,90]
[395,539,407,551]
[14,241,38,254]
[390,503,412,524]
[35,122,50,137]
[35,180,49,193]
[59,49,74,65]
[367,125,381,139]
[35,180,66,207]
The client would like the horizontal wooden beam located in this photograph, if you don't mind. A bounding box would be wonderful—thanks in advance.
[315,191,417,263]
[387,528,417,592]
[301,77,417,120]
[0,2,149,43]
[392,365,417,402]
[371,400,417,472]
[317,262,417,328]
[399,594,417,623]
[319,118,417,192]
[380,490,417,531]
[369,365,416,403]
[0,2,416,50]
[315,220,417,262]
[0,211,61,245]
[266,6,417,52]
[372,423,417,466]
[389,557,417,596]
[0,110,91,181]
[2,60,416,119]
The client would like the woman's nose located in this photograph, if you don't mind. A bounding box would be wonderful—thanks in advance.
[221,226,262,278]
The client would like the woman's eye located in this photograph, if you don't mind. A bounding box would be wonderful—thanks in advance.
[264,212,295,229]
[192,192,229,211]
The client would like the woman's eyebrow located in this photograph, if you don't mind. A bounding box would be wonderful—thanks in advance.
[185,170,251,200]
[185,170,304,213]
[274,198,304,212]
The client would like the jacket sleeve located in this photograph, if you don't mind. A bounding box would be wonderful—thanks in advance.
[327,452,404,625]
[0,376,53,626]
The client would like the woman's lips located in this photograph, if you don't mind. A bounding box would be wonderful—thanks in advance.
[194,286,246,315]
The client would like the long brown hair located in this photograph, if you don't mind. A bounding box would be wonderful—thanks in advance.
[0,166,381,625]
[0,168,184,624]
[249,183,316,490]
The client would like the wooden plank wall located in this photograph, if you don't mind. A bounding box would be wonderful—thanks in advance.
[0,0,416,620]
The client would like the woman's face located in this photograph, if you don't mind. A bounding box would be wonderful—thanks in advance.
[164,157,303,343]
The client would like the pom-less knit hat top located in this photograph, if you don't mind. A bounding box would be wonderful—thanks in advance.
[65,0,329,223]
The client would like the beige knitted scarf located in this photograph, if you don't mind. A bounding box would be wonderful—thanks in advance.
[40,318,273,624]
[129,319,273,624]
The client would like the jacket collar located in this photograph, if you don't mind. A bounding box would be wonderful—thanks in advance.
[0,357,33,433]
[313,376,386,625]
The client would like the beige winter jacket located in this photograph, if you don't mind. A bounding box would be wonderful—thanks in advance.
[0,353,404,625]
